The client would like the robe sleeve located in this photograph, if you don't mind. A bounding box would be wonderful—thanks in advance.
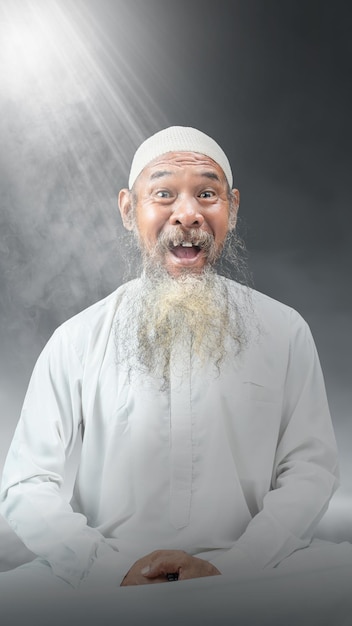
[208,310,339,576]
[0,328,134,588]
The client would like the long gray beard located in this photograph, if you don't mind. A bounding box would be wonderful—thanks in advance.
[114,267,252,386]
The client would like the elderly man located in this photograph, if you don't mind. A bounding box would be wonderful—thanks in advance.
[0,127,343,592]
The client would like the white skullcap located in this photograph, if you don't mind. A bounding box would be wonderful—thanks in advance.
[128,126,233,189]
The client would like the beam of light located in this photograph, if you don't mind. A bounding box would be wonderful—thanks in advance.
[0,0,168,325]
[0,0,167,181]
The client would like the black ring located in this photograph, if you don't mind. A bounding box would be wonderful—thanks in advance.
[166,572,179,581]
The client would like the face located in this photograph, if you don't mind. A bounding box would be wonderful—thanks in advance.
[118,151,239,277]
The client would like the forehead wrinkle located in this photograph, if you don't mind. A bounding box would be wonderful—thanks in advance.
[147,152,221,169]
[148,169,223,185]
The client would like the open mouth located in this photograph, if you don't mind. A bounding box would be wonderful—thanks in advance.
[170,241,202,259]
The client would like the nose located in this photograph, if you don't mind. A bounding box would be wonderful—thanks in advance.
[169,197,205,228]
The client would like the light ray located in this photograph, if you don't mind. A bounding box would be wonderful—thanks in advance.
[0,0,167,193]
[0,0,169,315]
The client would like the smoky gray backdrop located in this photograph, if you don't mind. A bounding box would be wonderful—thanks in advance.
[0,0,351,540]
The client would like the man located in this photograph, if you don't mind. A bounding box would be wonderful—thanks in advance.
[0,126,342,591]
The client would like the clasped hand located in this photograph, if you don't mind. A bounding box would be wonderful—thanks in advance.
[121,549,221,586]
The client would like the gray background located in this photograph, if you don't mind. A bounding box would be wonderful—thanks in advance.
[0,0,351,530]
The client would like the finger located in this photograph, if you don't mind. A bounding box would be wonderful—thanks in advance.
[122,572,169,586]
[141,564,161,578]
[141,559,182,579]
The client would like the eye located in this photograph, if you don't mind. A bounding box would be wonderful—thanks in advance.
[199,190,215,199]
[155,190,172,198]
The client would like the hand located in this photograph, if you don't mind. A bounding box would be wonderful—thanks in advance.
[120,549,221,586]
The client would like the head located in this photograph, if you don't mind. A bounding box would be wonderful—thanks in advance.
[118,126,240,278]
[115,127,253,385]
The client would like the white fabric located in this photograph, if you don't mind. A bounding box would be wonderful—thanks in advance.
[0,278,339,589]
[128,126,233,188]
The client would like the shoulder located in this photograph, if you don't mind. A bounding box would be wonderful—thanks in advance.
[224,278,315,372]
[47,281,137,364]
[223,279,321,392]
[224,277,308,335]
[61,282,132,329]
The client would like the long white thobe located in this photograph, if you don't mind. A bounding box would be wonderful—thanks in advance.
[0,278,338,588]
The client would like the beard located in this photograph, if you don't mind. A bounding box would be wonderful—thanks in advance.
[115,229,253,386]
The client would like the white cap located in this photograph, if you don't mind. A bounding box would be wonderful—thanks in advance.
[128,126,233,189]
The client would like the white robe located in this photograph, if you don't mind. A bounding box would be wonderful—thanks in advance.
[0,278,342,591]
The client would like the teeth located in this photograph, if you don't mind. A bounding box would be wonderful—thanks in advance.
[181,241,193,247]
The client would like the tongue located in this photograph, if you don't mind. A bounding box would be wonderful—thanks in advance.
[172,245,199,259]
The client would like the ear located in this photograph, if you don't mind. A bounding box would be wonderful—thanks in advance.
[118,188,134,231]
[229,188,240,230]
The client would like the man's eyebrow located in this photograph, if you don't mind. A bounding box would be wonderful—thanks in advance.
[149,170,173,180]
[200,171,221,182]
